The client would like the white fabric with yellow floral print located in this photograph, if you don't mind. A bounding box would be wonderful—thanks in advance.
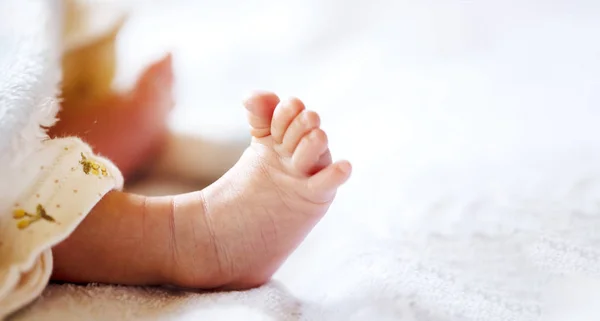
[0,137,123,319]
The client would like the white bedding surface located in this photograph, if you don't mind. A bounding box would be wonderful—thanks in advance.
[12,0,600,320]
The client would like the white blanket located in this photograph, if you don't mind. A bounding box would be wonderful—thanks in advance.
[11,0,600,320]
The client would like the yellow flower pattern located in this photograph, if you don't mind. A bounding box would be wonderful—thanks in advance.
[12,152,112,229]
[79,153,108,177]
[13,205,56,230]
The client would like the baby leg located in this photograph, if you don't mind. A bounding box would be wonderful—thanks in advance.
[52,92,351,289]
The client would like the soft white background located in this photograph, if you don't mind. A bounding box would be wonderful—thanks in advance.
[15,0,600,320]
[115,0,600,248]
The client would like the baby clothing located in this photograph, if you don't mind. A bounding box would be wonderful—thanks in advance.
[0,138,123,319]
[0,0,124,318]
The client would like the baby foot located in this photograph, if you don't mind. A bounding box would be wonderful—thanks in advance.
[170,92,352,289]
[50,91,351,290]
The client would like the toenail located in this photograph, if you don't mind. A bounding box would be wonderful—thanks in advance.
[284,97,304,110]
[310,129,327,143]
[338,161,352,174]
[283,98,295,107]
[242,90,271,104]
[302,112,320,127]
[300,112,310,125]
[242,92,256,105]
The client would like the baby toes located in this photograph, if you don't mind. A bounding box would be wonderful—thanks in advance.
[271,98,305,144]
[244,91,280,138]
[281,110,320,155]
[292,128,332,175]
[306,160,352,203]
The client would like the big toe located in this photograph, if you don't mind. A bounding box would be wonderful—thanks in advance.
[244,91,280,138]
